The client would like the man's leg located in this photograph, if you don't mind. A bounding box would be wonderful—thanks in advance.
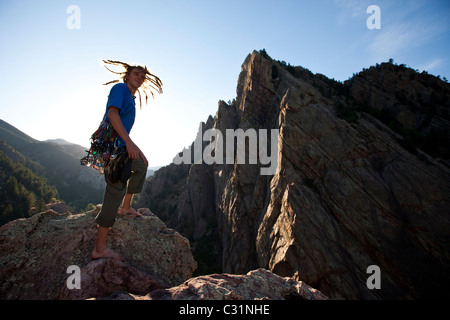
[91,226,123,260]
[92,170,127,260]
[119,157,147,216]
[119,193,142,217]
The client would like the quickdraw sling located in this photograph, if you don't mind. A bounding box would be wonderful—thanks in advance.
[80,121,121,174]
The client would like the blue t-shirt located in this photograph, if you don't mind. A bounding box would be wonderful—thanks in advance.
[102,83,136,148]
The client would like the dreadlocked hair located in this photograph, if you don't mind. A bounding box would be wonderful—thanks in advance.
[102,59,163,108]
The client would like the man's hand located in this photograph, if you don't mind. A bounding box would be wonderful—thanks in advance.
[126,140,140,160]
[140,151,149,167]
[126,140,148,166]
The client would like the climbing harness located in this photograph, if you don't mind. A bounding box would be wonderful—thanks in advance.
[80,121,121,174]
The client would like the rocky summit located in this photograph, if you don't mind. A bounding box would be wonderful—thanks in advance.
[0,207,197,299]
[118,268,327,300]
[137,50,450,299]
[0,206,325,300]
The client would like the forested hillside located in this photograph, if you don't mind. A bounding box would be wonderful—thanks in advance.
[0,141,58,224]
[0,119,105,225]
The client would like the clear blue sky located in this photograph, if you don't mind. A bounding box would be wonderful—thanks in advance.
[0,0,449,167]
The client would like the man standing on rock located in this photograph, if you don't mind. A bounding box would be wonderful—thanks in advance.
[91,60,163,260]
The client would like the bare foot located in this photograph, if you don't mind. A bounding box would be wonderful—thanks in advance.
[118,207,142,217]
[91,247,123,260]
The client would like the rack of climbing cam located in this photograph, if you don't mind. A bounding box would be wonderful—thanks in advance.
[80,121,120,174]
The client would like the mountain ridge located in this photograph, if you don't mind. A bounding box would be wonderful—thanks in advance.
[137,50,450,299]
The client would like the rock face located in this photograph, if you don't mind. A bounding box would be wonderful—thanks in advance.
[137,50,450,299]
[0,206,326,300]
[59,257,166,300]
[144,268,327,300]
[0,207,197,299]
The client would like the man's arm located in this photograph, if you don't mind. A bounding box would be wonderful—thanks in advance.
[107,107,148,165]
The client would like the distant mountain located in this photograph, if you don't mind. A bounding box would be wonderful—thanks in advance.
[0,140,58,224]
[146,166,161,179]
[0,119,105,224]
[0,119,38,148]
[45,138,73,145]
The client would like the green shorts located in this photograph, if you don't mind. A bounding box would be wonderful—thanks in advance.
[95,156,147,228]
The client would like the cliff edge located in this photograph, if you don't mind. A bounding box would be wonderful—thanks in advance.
[0,206,326,300]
